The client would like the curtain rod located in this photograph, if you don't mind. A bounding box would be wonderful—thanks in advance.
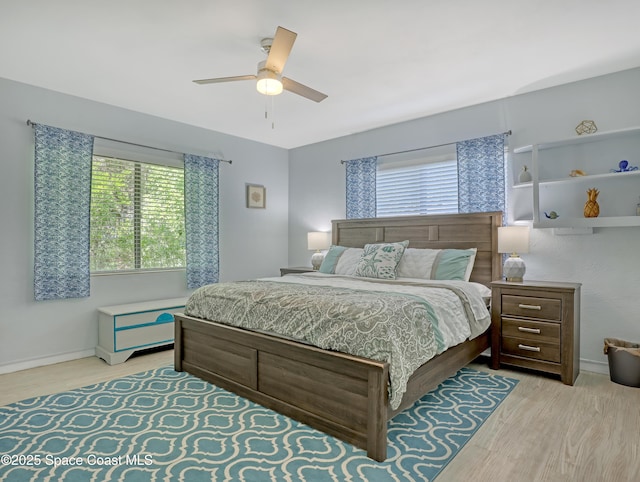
[26,120,232,164]
[339,129,512,164]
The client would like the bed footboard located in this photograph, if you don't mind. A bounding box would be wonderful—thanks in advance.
[174,313,390,461]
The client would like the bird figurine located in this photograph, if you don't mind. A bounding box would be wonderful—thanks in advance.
[545,211,559,219]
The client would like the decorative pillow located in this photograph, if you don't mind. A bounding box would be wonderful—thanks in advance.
[354,241,409,279]
[334,247,364,275]
[318,245,348,274]
[396,248,442,279]
[431,248,477,281]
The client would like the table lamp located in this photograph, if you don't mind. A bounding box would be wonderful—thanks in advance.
[498,226,530,282]
[307,232,331,270]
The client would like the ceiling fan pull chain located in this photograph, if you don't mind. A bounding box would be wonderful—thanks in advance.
[272,96,276,130]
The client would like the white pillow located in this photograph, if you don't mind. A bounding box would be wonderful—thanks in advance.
[334,248,364,276]
[396,247,477,281]
[396,248,441,279]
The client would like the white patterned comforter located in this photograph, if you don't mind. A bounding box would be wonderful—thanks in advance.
[185,272,490,409]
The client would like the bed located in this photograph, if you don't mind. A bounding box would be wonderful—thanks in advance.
[174,211,502,461]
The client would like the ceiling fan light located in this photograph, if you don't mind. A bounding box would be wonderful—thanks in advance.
[256,63,283,95]
[256,77,283,95]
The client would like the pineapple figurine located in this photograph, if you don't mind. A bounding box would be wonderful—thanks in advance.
[584,188,600,218]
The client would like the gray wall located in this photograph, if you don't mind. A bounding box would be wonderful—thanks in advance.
[0,77,289,371]
[288,67,640,374]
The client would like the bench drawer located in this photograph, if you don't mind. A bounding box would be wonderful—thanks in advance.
[116,321,175,351]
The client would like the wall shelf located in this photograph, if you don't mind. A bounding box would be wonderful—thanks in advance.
[514,126,640,230]
[534,216,640,229]
[514,126,640,154]
[543,170,640,185]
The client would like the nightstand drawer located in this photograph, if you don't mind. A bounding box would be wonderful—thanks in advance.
[502,318,560,343]
[502,295,561,321]
[501,336,561,363]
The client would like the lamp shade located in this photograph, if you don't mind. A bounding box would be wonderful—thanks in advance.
[307,231,331,251]
[498,226,530,255]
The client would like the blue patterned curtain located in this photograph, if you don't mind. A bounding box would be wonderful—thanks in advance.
[184,154,219,289]
[456,134,506,214]
[34,124,94,301]
[345,156,377,219]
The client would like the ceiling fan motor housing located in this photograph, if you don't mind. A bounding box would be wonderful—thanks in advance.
[260,37,273,54]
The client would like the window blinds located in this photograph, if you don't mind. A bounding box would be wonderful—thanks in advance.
[90,156,186,271]
[376,159,458,216]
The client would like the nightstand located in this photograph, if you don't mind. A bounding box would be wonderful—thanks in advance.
[491,280,581,385]
[280,267,315,276]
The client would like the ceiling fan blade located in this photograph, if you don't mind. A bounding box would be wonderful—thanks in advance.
[282,77,328,103]
[193,75,256,85]
[265,26,297,73]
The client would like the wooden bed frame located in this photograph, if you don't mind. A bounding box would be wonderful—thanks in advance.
[174,212,503,461]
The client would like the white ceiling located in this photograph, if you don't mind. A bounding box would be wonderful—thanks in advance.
[2,1,640,149]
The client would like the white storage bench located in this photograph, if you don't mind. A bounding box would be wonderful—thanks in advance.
[96,298,187,365]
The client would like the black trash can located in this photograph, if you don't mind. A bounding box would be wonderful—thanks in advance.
[603,338,640,388]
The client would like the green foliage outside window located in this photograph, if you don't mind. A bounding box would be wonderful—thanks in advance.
[90,156,186,272]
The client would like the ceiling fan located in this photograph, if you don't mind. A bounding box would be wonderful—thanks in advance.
[193,26,327,103]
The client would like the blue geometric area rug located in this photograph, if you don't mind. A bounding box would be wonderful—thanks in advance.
[0,366,517,482]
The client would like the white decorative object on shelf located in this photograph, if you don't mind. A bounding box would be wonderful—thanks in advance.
[518,165,532,183]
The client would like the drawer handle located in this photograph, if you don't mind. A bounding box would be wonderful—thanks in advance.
[518,344,541,352]
[518,326,541,334]
[518,303,542,311]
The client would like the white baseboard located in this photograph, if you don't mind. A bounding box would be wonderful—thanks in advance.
[579,358,609,376]
[482,348,610,376]
[0,349,96,375]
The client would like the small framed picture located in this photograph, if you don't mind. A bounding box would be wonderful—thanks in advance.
[246,184,266,209]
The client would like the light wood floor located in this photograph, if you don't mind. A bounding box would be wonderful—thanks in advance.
[1,351,638,481]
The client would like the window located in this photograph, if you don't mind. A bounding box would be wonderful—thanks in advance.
[376,158,458,217]
[90,156,185,272]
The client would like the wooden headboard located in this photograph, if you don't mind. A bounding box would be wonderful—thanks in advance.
[331,212,503,286]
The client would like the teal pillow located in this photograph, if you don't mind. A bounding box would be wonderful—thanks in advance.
[432,248,476,281]
[354,241,409,279]
[319,245,347,274]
